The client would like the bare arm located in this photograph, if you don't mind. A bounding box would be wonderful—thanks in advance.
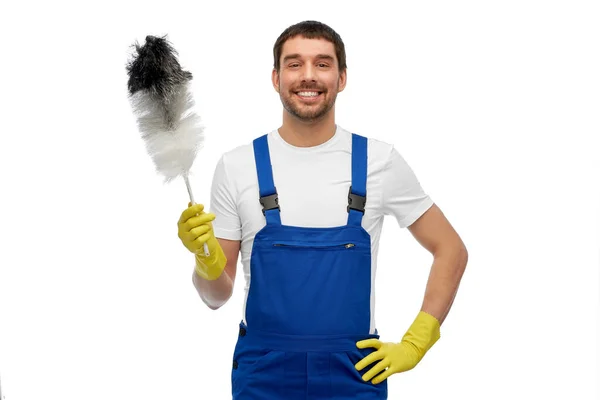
[192,237,241,310]
[407,203,468,325]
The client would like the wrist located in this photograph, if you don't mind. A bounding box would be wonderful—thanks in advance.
[194,244,227,281]
[401,311,441,359]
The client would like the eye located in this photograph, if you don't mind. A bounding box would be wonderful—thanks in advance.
[317,63,329,68]
[289,63,300,68]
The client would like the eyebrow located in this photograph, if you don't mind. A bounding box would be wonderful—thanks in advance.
[282,53,335,63]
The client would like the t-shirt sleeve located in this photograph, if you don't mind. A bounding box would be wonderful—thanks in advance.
[209,153,242,240]
[381,146,434,228]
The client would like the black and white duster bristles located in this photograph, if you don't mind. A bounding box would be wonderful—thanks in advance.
[126,34,209,256]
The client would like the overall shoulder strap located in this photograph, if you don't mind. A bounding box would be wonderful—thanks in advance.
[347,133,368,227]
[253,134,281,225]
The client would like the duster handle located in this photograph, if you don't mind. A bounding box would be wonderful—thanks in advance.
[183,173,210,257]
[184,173,195,204]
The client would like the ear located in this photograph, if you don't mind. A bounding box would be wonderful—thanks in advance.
[338,68,347,93]
[272,68,280,93]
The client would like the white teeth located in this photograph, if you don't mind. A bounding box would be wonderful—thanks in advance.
[297,91,319,97]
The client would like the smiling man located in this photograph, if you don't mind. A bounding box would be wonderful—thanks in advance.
[273,27,348,147]
[276,38,342,124]
[177,20,468,399]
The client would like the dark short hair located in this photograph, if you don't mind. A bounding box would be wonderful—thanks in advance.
[273,20,347,73]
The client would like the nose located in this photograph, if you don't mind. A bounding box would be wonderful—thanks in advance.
[301,64,317,82]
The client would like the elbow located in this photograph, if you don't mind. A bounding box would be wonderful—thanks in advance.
[205,292,233,311]
[455,244,469,271]
[192,272,234,310]
[435,241,468,261]
[435,242,468,272]
[199,294,227,311]
[458,244,468,265]
[206,302,223,311]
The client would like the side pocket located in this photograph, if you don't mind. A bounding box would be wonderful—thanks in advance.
[232,348,284,391]
[345,348,372,382]
[329,349,388,398]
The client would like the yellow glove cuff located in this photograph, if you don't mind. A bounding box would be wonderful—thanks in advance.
[401,311,441,361]
[194,244,227,281]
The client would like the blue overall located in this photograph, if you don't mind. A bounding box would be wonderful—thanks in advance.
[230,133,387,399]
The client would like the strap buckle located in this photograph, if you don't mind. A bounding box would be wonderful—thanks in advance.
[260,191,280,215]
[347,186,366,214]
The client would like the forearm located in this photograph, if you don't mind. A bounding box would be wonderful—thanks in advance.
[192,257,234,310]
[420,245,468,325]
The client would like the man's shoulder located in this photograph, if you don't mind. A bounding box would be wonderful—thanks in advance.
[340,127,395,159]
[367,136,394,154]
[336,128,400,178]
[219,131,273,172]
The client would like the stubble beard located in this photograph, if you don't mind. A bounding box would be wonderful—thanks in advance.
[281,85,338,123]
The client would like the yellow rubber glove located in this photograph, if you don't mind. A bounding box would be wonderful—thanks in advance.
[177,202,227,281]
[355,311,441,384]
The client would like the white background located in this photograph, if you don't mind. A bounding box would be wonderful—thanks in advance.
[0,1,598,399]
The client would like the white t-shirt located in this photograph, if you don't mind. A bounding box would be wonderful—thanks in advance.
[209,124,434,333]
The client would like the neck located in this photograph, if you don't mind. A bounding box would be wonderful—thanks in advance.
[278,109,337,147]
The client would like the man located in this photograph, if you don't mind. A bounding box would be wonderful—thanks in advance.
[177,20,468,399]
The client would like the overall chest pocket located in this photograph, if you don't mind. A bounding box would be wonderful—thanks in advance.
[247,237,372,335]
[272,241,357,250]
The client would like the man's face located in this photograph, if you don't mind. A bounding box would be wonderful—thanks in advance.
[272,36,346,123]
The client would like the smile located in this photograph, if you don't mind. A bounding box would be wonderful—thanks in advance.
[295,91,323,101]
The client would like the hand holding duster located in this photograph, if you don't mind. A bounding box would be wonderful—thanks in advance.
[126,34,209,256]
